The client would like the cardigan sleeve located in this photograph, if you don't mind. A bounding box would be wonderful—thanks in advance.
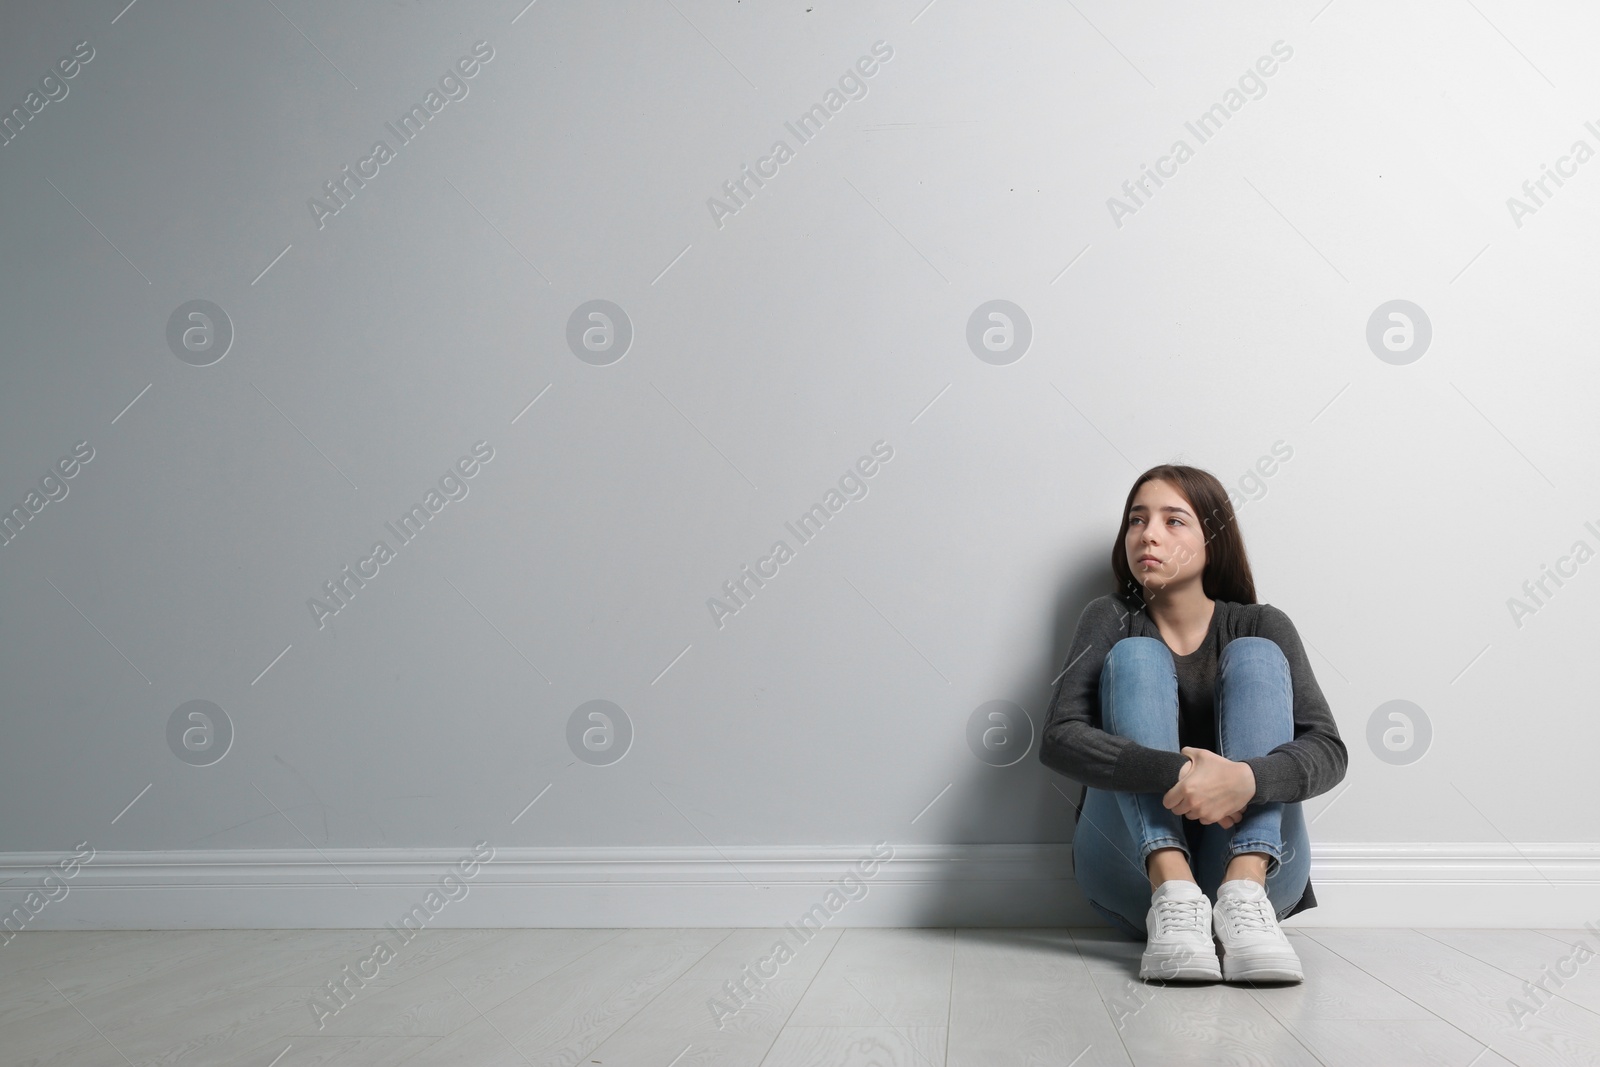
[1038,596,1191,794]
[1239,604,1350,805]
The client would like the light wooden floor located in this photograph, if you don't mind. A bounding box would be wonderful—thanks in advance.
[3,925,1597,1066]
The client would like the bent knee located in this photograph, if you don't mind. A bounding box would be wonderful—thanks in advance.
[1106,636,1169,664]
[1219,635,1288,669]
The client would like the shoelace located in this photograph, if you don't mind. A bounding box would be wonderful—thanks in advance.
[1218,895,1275,934]
[1153,896,1208,935]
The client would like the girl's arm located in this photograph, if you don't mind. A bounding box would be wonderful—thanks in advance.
[1039,595,1191,793]
[1240,604,1350,805]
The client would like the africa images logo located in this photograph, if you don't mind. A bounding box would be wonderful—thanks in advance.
[307,441,494,630]
[307,41,495,231]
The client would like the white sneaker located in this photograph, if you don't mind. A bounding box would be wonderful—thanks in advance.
[1140,879,1221,981]
[1212,878,1304,982]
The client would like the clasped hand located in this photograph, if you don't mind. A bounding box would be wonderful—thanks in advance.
[1164,746,1255,829]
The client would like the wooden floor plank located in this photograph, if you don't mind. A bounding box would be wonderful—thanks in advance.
[4,925,1592,1067]
[757,1024,947,1067]
[679,926,844,984]
[1420,929,1600,1016]
[1305,928,1600,1067]
[948,928,1133,1067]
[1287,1019,1519,1067]
[0,930,317,1029]
[393,928,732,1066]
[1087,970,1326,1066]
[1245,929,1438,1022]
[300,928,622,1037]
[231,1033,445,1067]
[784,928,954,1028]
[577,977,812,1067]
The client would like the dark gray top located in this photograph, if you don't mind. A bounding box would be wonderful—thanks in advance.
[1039,593,1349,919]
[1172,613,1221,760]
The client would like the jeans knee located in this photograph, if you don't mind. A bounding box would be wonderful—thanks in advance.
[1220,636,1286,669]
[1219,637,1289,688]
[1100,638,1178,737]
[1106,636,1169,668]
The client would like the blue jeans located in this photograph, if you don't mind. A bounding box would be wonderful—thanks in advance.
[1071,636,1311,940]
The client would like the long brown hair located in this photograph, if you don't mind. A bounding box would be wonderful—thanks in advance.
[1110,464,1257,607]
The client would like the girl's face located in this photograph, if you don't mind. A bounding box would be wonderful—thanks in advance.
[1125,478,1207,594]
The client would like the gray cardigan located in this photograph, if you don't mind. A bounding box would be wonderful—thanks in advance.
[1039,593,1348,919]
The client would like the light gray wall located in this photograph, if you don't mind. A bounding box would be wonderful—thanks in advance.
[2,0,1596,866]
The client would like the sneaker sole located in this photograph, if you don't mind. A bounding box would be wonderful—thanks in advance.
[1139,945,1221,981]
[1218,949,1304,983]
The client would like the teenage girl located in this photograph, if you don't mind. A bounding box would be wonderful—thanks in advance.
[1039,464,1348,983]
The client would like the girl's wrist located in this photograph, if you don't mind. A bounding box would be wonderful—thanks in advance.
[1236,760,1256,801]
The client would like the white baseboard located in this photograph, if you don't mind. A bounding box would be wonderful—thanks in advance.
[2,842,1597,933]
